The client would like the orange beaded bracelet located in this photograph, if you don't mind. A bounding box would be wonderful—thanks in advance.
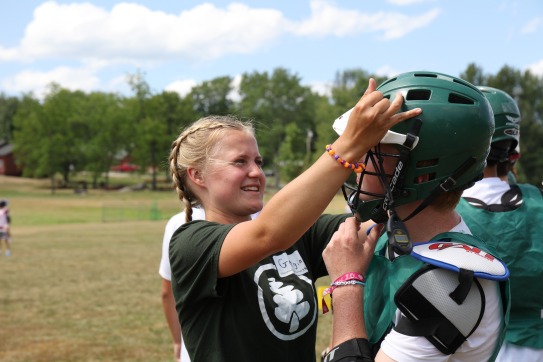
[325,144,365,173]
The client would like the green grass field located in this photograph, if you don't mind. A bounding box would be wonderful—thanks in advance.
[0,175,344,362]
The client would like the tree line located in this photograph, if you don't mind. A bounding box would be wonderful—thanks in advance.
[0,64,541,191]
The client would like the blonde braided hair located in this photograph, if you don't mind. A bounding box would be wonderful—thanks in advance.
[169,115,255,222]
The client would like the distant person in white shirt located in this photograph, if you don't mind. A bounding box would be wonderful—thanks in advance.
[159,208,205,362]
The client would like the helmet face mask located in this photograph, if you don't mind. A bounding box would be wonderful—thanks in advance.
[343,145,403,223]
[335,71,495,223]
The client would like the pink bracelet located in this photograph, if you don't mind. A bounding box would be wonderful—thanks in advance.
[333,272,365,284]
[321,272,366,314]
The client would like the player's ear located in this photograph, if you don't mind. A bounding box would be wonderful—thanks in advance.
[187,167,204,186]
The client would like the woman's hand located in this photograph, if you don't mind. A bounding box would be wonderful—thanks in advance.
[334,78,421,161]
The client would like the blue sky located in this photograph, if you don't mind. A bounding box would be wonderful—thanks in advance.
[1,0,542,99]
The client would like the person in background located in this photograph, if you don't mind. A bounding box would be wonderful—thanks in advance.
[498,145,520,184]
[331,71,510,361]
[457,86,543,362]
[159,208,205,362]
[159,208,258,361]
[167,79,420,362]
[0,199,12,257]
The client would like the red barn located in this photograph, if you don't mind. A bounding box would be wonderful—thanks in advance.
[0,142,22,176]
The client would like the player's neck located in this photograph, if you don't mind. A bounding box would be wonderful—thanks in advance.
[400,206,460,244]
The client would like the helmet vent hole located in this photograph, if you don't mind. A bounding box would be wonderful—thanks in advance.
[448,93,474,105]
[414,159,438,184]
[414,173,436,184]
[414,73,437,78]
[417,159,438,167]
[406,89,431,101]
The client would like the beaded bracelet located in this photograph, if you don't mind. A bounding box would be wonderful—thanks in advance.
[325,144,365,173]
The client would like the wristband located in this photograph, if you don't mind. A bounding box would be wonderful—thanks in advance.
[322,272,366,314]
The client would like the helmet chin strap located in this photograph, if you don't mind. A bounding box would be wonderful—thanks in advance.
[383,157,477,260]
[380,120,421,259]
[361,145,414,260]
[400,156,478,223]
[386,207,412,259]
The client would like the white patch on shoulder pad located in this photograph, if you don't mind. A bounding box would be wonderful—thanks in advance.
[411,242,509,281]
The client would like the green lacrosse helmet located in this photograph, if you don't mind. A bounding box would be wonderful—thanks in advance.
[334,71,495,222]
[477,86,520,161]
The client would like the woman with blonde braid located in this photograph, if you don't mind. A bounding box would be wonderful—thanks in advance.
[168,79,421,362]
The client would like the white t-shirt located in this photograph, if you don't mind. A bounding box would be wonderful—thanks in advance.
[0,207,9,230]
[159,208,206,281]
[462,177,511,204]
[379,218,503,362]
[159,208,205,362]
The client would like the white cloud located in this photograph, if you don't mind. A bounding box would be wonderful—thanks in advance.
[527,59,543,76]
[0,1,287,64]
[164,74,243,99]
[106,74,133,94]
[0,46,19,61]
[0,0,444,68]
[164,79,197,97]
[386,0,434,5]
[292,0,441,40]
[228,74,243,102]
[521,16,542,34]
[307,80,332,97]
[1,66,100,97]
[374,65,402,78]
[375,8,441,40]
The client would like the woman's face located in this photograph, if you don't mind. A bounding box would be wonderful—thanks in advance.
[202,130,266,220]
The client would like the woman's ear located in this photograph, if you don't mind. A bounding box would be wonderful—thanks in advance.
[187,167,205,186]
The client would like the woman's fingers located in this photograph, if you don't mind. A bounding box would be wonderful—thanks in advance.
[363,78,377,96]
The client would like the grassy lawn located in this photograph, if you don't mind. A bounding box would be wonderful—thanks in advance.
[0,175,345,362]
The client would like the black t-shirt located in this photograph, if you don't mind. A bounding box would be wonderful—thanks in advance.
[169,214,349,362]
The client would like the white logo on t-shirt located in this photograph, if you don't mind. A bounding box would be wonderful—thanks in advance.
[269,278,310,332]
[254,253,316,341]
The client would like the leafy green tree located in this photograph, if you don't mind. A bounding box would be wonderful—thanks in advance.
[0,93,19,142]
[514,70,543,186]
[147,91,197,180]
[13,84,88,191]
[312,69,374,156]
[126,71,198,190]
[190,76,234,116]
[126,71,159,188]
[461,63,486,85]
[12,94,42,175]
[461,64,543,186]
[238,68,316,186]
[82,92,133,188]
[277,122,304,180]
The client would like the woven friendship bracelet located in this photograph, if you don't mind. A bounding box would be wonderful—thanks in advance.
[332,280,366,287]
[325,144,365,173]
[322,272,366,314]
[333,272,366,284]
